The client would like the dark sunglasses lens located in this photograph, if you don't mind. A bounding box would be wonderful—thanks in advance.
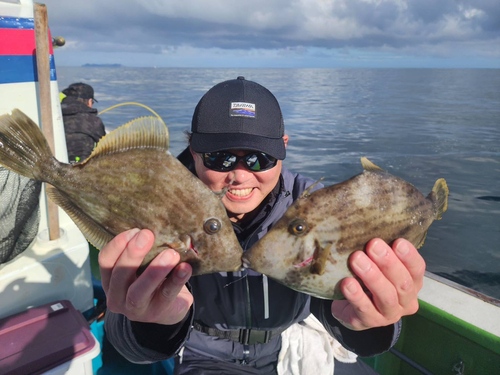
[203,152,237,171]
[245,153,277,171]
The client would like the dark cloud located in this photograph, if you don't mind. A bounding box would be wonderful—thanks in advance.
[406,0,457,24]
[469,0,500,32]
[336,0,401,31]
[43,0,500,60]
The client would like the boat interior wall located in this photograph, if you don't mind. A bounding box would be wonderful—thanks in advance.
[0,108,92,317]
[364,292,500,375]
[420,272,500,338]
[0,225,94,318]
[0,1,93,319]
[0,0,34,18]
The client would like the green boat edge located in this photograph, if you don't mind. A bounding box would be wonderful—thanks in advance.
[363,275,500,375]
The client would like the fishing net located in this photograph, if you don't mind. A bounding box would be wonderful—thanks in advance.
[0,167,42,264]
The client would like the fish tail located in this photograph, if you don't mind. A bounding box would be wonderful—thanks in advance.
[427,178,449,220]
[0,109,55,181]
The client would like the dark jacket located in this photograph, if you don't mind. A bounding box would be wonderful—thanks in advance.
[105,150,401,372]
[61,97,106,163]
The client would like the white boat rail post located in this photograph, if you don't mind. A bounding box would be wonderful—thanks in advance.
[34,2,60,240]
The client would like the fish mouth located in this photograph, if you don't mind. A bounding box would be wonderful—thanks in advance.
[292,241,332,275]
[187,237,199,257]
[166,235,199,257]
[241,256,251,269]
[294,256,314,268]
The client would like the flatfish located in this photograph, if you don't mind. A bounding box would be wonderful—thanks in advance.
[0,109,243,275]
[243,158,448,299]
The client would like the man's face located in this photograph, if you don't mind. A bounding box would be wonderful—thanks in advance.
[191,136,288,222]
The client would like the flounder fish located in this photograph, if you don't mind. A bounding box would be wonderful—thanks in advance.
[0,109,243,275]
[243,158,449,299]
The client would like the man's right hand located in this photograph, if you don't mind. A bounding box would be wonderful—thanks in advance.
[98,228,193,325]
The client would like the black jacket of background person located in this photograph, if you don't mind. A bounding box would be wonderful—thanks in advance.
[61,96,106,163]
[104,148,401,372]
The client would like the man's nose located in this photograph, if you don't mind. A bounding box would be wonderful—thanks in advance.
[228,161,250,183]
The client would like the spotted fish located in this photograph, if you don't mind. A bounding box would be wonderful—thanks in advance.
[0,109,243,275]
[243,158,449,299]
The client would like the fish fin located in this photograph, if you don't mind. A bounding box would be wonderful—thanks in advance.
[46,186,114,249]
[415,231,428,249]
[310,241,333,276]
[82,116,169,164]
[300,177,324,198]
[0,109,55,181]
[361,157,384,172]
[427,178,449,220]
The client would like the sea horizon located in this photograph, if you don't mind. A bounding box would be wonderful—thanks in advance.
[60,65,500,70]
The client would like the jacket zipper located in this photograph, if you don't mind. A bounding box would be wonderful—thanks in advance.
[242,189,289,327]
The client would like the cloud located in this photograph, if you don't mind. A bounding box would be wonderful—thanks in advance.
[42,0,500,66]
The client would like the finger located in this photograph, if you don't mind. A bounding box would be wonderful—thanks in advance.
[106,229,155,306]
[126,249,181,312]
[349,249,399,319]
[331,278,382,330]
[151,262,193,321]
[393,238,426,292]
[99,228,140,293]
[366,238,416,312]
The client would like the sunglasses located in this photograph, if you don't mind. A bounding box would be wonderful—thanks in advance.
[201,151,278,172]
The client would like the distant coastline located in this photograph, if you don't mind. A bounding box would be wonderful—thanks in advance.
[82,63,122,68]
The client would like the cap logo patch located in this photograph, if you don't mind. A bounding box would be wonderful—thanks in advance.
[230,102,256,118]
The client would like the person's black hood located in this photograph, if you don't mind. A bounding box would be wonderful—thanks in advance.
[61,96,98,116]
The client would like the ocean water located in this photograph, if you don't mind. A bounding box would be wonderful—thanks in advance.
[57,67,500,300]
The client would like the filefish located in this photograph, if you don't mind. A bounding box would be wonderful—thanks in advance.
[243,158,449,299]
[0,109,243,275]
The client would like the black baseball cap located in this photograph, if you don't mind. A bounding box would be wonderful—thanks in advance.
[62,82,98,102]
[190,76,286,160]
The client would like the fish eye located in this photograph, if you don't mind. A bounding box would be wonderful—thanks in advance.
[204,218,222,234]
[289,219,308,236]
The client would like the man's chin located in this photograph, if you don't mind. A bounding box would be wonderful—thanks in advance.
[225,201,262,219]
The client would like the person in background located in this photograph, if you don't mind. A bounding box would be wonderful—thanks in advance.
[61,82,106,163]
[100,77,425,375]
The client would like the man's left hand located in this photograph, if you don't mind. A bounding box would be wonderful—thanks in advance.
[331,238,425,330]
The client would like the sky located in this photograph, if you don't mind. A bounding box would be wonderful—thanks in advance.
[43,0,500,68]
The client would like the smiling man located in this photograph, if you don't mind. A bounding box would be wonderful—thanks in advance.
[100,77,425,375]
[188,78,289,224]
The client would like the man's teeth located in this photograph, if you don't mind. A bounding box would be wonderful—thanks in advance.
[229,188,253,196]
